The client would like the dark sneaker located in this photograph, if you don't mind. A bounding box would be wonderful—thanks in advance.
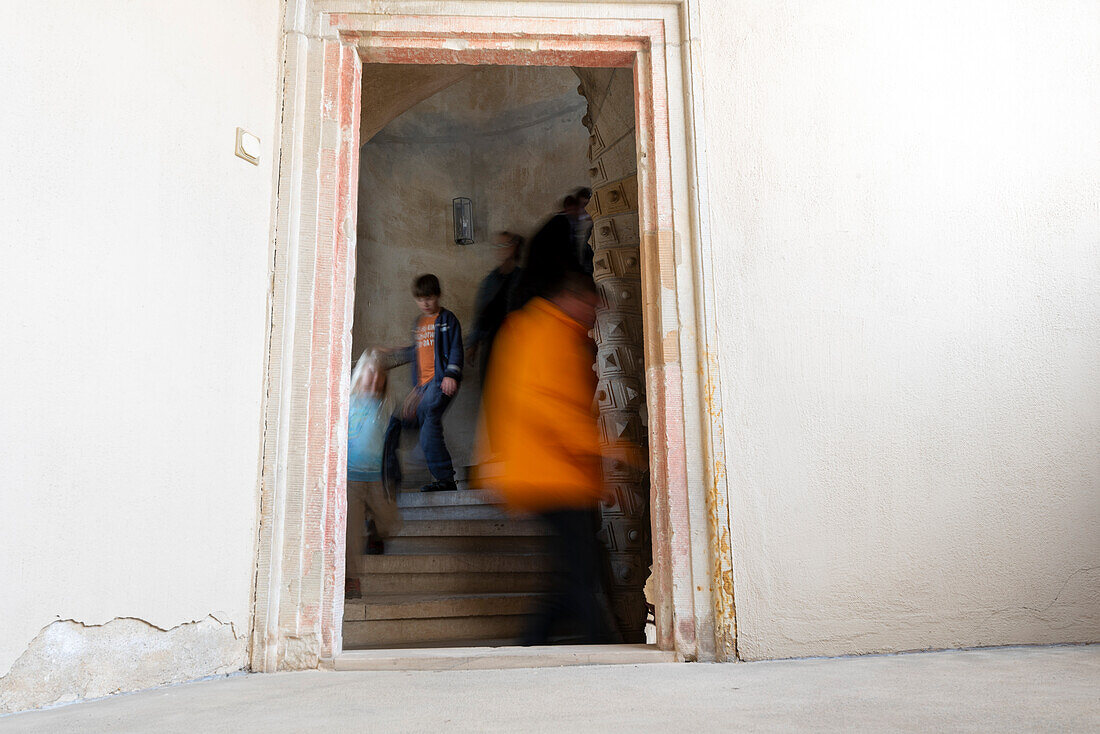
[364,519,384,555]
[420,480,458,492]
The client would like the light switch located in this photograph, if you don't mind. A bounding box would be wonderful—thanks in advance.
[235,127,260,165]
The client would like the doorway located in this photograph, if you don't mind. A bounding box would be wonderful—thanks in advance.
[252,5,733,671]
[343,64,653,650]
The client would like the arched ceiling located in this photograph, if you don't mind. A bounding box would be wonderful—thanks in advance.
[359,63,476,144]
[360,64,593,146]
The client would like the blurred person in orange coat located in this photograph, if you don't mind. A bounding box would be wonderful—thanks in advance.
[477,271,616,645]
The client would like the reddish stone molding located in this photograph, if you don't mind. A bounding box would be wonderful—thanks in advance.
[254,6,730,670]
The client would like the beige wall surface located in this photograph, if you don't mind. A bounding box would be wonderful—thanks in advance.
[353,65,590,473]
[698,0,1100,659]
[0,0,282,711]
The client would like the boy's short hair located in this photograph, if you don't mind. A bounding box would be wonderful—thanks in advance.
[412,273,441,298]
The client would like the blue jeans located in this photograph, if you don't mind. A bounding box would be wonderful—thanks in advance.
[404,381,454,482]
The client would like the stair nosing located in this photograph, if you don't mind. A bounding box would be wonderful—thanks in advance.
[345,591,537,620]
[393,519,548,537]
[355,552,552,574]
[396,489,502,508]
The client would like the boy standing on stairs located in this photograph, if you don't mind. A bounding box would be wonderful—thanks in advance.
[384,274,463,493]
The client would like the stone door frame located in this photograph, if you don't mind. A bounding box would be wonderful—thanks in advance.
[252,0,734,671]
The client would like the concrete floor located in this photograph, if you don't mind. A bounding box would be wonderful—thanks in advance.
[2,644,1097,732]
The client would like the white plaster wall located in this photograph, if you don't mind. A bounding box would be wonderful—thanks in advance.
[353,66,590,474]
[699,0,1100,658]
[0,0,282,708]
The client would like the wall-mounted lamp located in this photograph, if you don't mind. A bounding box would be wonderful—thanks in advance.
[452,197,474,245]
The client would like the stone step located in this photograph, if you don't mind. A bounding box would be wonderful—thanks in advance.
[357,553,552,574]
[343,615,529,648]
[392,519,547,537]
[384,535,545,555]
[359,571,551,594]
[354,553,554,594]
[399,504,509,522]
[342,637,520,650]
[396,489,499,508]
[339,633,587,649]
[345,592,535,621]
[398,477,472,492]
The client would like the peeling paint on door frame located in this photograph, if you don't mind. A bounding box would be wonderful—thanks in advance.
[253,0,735,671]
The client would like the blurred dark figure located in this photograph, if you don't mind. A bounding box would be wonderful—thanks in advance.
[514,193,594,308]
[467,231,524,387]
[572,187,594,274]
[477,272,616,645]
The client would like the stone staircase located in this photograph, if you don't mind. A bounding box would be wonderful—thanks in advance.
[343,488,555,649]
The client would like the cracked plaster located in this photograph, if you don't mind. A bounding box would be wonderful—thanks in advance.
[0,616,247,714]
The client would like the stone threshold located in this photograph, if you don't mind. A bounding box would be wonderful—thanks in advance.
[331,644,676,671]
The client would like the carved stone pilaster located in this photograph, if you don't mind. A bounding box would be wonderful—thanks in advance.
[575,68,649,642]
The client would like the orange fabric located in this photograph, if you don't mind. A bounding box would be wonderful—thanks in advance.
[477,297,602,512]
[415,314,436,385]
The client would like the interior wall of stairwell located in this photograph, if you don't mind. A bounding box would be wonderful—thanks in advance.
[352,65,591,479]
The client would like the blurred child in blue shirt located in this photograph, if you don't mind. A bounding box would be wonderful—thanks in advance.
[346,350,402,599]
